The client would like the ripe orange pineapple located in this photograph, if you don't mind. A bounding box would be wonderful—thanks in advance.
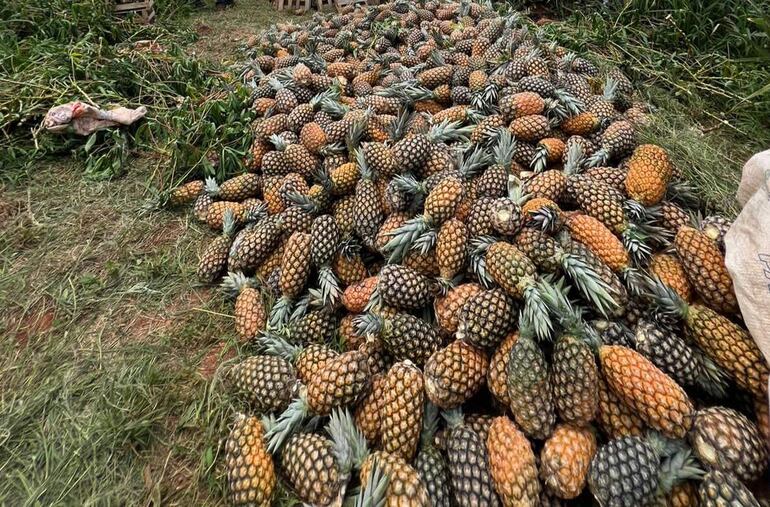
[487,416,541,506]
[649,253,692,302]
[540,424,597,499]
[599,345,694,438]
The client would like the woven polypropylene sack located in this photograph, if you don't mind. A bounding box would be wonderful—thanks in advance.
[724,150,770,409]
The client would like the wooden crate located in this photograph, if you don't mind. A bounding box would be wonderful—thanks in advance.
[115,0,155,24]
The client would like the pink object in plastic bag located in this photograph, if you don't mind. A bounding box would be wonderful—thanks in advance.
[44,101,146,136]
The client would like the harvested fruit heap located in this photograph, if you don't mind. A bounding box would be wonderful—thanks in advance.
[168,1,770,504]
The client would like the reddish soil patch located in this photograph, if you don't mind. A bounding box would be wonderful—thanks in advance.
[8,299,56,347]
[198,340,236,380]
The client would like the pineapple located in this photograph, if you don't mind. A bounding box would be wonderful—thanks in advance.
[585,120,636,167]
[487,331,518,407]
[256,333,338,386]
[674,226,738,314]
[599,345,694,438]
[206,174,262,202]
[377,264,434,310]
[482,239,567,339]
[596,376,646,439]
[689,406,768,483]
[499,92,545,121]
[506,329,556,440]
[436,218,469,286]
[353,149,384,247]
[456,288,517,350]
[414,402,452,507]
[633,320,728,397]
[222,272,267,342]
[355,372,386,446]
[227,355,297,414]
[279,432,346,505]
[434,283,483,334]
[311,215,342,307]
[168,180,204,206]
[442,408,501,506]
[540,424,597,499]
[228,216,283,273]
[698,469,761,507]
[651,282,769,398]
[342,276,378,313]
[487,416,540,506]
[649,253,693,302]
[624,143,674,206]
[197,210,238,283]
[424,340,488,409]
[354,312,442,366]
[269,232,312,328]
[206,200,245,230]
[359,451,431,507]
[381,361,425,461]
[589,435,703,507]
[225,414,276,506]
[510,114,551,142]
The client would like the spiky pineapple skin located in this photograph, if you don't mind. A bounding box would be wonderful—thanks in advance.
[381,362,425,461]
[551,335,599,426]
[675,226,738,314]
[684,304,769,398]
[424,340,488,409]
[596,376,646,438]
[540,424,597,500]
[225,415,276,507]
[487,416,540,506]
[234,286,266,342]
[698,469,761,507]
[689,406,768,483]
[599,345,693,438]
[506,335,555,439]
[280,433,343,505]
[588,436,660,507]
[306,350,370,415]
[359,451,431,507]
[456,288,517,349]
[434,283,483,334]
[445,423,501,507]
[228,355,296,414]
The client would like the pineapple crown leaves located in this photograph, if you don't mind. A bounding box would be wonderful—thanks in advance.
[310,88,341,110]
[363,287,383,314]
[468,236,497,289]
[352,312,384,338]
[355,148,374,181]
[563,138,586,175]
[557,254,619,317]
[657,448,705,495]
[382,217,431,263]
[320,96,350,119]
[558,51,577,71]
[268,296,294,330]
[411,228,437,255]
[203,176,221,197]
[353,456,389,507]
[268,133,289,151]
[254,330,302,362]
[458,144,494,180]
[621,266,653,297]
[426,119,474,144]
[265,392,311,454]
[346,118,368,153]
[286,192,320,214]
[492,128,515,169]
[666,181,700,208]
[602,76,618,101]
[441,406,464,430]
[522,279,556,341]
[644,277,690,321]
[419,401,440,447]
[691,348,731,399]
[428,49,447,67]
[243,201,268,225]
[326,408,370,478]
[388,109,412,142]
[220,271,254,298]
[221,208,238,237]
[553,88,586,117]
[318,265,342,308]
[529,205,562,232]
[539,278,603,347]
[391,173,426,197]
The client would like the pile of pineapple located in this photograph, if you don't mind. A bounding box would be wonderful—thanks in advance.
[168,1,770,504]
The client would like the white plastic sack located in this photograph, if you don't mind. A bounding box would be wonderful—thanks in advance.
[724,150,770,410]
